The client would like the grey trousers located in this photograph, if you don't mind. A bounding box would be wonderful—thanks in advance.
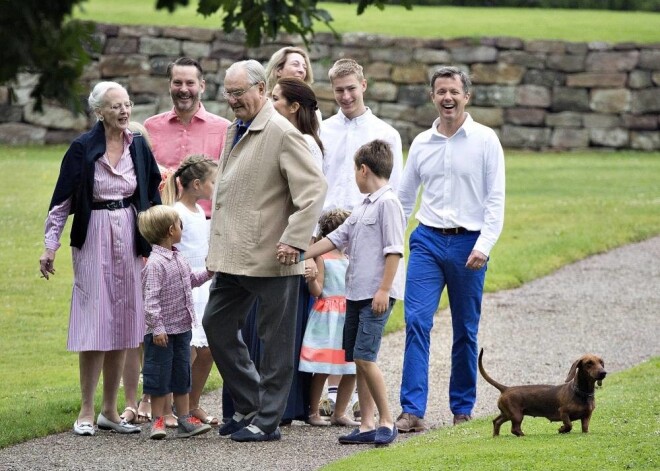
[203,273,299,433]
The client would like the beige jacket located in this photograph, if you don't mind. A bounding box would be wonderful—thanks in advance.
[207,100,327,276]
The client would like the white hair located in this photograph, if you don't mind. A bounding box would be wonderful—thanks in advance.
[226,60,266,86]
[88,81,127,110]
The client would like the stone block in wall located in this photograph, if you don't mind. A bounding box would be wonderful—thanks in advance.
[200,58,219,74]
[365,62,392,81]
[104,37,139,55]
[501,125,551,148]
[566,72,627,88]
[654,72,660,86]
[215,29,247,43]
[551,128,589,149]
[451,46,497,63]
[24,103,87,130]
[551,87,590,112]
[413,49,451,64]
[471,63,525,85]
[369,48,411,65]
[585,51,639,72]
[0,105,22,123]
[311,62,330,83]
[525,40,565,54]
[130,103,160,124]
[95,24,120,37]
[639,49,660,70]
[583,113,620,128]
[129,75,167,95]
[149,56,178,76]
[308,44,331,61]
[119,25,161,38]
[415,104,438,127]
[590,89,630,113]
[367,82,398,102]
[588,42,612,51]
[469,107,503,128]
[505,108,545,126]
[546,54,585,72]
[631,131,660,150]
[0,123,46,145]
[471,85,516,107]
[342,32,396,48]
[631,88,660,114]
[246,44,282,61]
[590,128,629,147]
[331,46,370,63]
[182,41,211,59]
[318,100,336,119]
[210,41,246,61]
[621,114,658,130]
[45,129,82,145]
[161,26,215,42]
[378,103,415,121]
[516,85,551,107]
[391,64,427,84]
[398,85,433,106]
[0,87,9,104]
[496,37,524,50]
[99,55,150,77]
[312,82,335,102]
[523,69,565,88]
[566,42,589,55]
[140,37,181,56]
[81,62,101,81]
[628,70,652,89]
[499,51,545,69]
[545,112,582,128]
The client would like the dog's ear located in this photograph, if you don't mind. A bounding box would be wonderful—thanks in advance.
[565,358,580,382]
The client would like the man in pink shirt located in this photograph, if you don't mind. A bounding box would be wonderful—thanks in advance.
[144,57,230,217]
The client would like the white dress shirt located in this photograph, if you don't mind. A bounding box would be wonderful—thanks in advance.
[398,113,505,256]
[320,108,403,211]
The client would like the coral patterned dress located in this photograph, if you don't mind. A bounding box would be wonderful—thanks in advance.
[299,252,356,375]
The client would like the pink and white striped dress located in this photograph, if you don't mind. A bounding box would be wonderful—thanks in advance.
[45,139,145,351]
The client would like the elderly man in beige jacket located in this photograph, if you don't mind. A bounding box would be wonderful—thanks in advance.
[203,60,327,442]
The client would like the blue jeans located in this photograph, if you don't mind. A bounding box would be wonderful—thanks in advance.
[143,330,193,396]
[400,224,485,417]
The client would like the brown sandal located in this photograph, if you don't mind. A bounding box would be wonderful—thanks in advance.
[120,407,138,424]
[190,407,219,426]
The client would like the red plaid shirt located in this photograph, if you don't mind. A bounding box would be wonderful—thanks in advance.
[142,245,213,336]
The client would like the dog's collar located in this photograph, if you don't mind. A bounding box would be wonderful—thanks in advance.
[572,381,595,399]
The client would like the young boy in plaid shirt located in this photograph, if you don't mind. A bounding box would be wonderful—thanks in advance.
[138,205,214,439]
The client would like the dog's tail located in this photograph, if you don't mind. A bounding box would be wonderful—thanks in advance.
[478,348,508,392]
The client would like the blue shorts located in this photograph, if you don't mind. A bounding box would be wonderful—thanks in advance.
[343,298,395,362]
[142,330,192,396]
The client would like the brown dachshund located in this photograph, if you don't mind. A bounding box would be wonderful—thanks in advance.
[478,349,606,437]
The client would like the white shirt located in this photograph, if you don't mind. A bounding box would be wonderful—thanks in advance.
[320,108,403,211]
[303,134,324,170]
[327,185,406,301]
[398,113,505,256]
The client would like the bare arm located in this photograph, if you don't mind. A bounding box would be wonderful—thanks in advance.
[306,256,325,298]
[303,237,336,262]
[372,253,401,315]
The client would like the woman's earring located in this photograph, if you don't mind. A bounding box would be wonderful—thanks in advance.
[98,116,104,121]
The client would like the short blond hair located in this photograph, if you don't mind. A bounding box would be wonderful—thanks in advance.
[137,206,179,245]
[328,58,364,83]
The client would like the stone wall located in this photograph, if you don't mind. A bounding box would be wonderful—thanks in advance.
[1,23,659,150]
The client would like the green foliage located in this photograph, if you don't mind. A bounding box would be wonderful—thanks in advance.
[322,358,660,471]
[0,0,98,112]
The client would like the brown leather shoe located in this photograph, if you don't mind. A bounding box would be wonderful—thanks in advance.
[453,414,472,425]
[395,412,427,433]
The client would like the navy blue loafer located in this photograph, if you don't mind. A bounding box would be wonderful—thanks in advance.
[374,425,398,446]
[338,427,377,444]
[230,426,281,442]
[219,416,251,436]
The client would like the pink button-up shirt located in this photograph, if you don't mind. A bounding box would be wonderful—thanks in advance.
[142,245,213,336]
[144,103,230,216]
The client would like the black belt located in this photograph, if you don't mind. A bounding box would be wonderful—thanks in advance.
[422,224,472,235]
[91,198,132,210]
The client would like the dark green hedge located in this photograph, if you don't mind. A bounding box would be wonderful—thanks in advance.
[333,0,659,12]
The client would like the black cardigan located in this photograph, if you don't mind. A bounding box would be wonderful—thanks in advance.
[48,122,162,257]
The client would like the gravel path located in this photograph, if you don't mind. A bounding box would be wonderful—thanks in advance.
[1,236,658,471]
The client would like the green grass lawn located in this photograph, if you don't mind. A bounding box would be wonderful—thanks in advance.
[73,0,660,43]
[322,357,660,471]
[1,146,659,449]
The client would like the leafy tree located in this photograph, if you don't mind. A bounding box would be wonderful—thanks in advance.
[0,0,412,113]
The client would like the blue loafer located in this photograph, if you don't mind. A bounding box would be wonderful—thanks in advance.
[219,416,252,436]
[374,425,398,446]
[338,427,377,444]
[230,425,281,442]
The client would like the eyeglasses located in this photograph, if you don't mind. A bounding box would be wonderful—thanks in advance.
[107,101,134,111]
[222,83,258,100]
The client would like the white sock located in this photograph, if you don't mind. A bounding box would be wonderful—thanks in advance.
[327,386,338,403]
[246,424,265,435]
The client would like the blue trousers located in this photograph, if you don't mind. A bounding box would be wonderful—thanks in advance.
[400,224,485,417]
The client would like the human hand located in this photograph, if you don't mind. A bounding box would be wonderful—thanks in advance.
[372,289,390,316]
[276,243,301,266]
[154,333,168,347]
[465,250,487,270]
[303,258,318,280]
[39,249,56,280]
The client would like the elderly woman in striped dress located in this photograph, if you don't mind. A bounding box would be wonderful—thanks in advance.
[39,81,162,436]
